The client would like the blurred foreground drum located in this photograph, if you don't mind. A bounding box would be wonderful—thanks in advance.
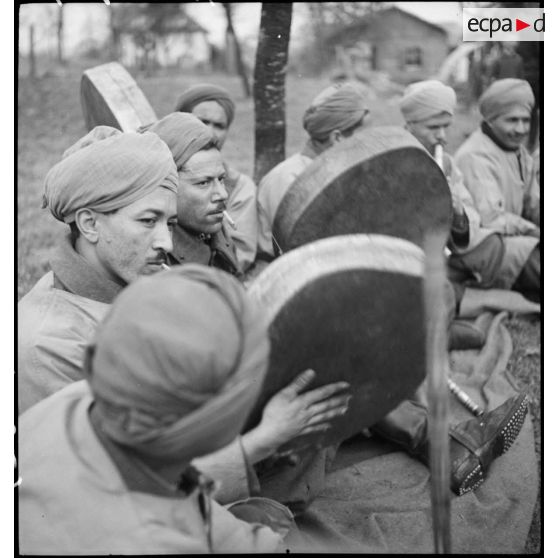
[80,62,157,132]
[246,234,426,453]
[273,126,452,252]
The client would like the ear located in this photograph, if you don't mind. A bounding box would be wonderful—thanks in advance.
[328,129,343,145]
[75,208,101,244]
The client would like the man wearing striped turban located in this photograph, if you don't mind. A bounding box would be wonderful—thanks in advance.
[176,84,259,271]
[18,266,290,554]
[18,128,179,413]
[256,82,371,259]
[20,117,350,513]
[455,79,540,301]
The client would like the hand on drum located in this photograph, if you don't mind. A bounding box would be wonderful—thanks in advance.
[241,369,351,465]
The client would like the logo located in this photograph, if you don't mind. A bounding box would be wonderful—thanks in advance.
[463,8,544,41]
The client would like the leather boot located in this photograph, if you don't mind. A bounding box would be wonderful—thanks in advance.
[446,391,529,495]
[373,391,529,496]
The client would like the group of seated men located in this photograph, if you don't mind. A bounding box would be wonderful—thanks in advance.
[18,77,539,553]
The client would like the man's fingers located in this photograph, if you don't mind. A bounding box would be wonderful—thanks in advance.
[300,423,331,436]
[307,395,351,417]
[306,405,350,427]
[282,369,316,395]
[302,381,350,405]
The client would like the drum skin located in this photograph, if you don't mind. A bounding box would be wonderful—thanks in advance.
[246,234,426,453]
[273,126,452,252]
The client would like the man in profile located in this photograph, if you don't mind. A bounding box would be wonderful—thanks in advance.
[18,127,178,413]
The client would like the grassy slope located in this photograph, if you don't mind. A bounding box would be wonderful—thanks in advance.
[17,60,540,552]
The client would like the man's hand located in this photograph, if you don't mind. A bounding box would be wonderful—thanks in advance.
[241,369,351,465]
[260,369,351,444]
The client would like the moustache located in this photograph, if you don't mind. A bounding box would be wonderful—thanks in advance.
[208,204,227,215]
[146,252,168,265]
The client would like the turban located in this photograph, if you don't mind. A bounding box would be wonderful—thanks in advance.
[175,83,235,126]
[84,264,269,465]
[400,80,456,123]
[142,112,214,170]
[44,129,178,223]
[303,83,369,141]
[479,78,535,122]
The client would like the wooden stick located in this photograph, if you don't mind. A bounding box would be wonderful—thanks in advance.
[423,233,452,554]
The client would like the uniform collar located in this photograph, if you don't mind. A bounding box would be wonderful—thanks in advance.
[169,225,212,266]
[481,120,521,153]
[49,234,123,304]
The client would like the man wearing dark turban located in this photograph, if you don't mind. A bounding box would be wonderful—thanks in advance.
[144,112,242,277]
[257,82,371,258]
[455,79,540,301]
[176,84,258,271]
[18,128,179,413]
[18,266,290,554]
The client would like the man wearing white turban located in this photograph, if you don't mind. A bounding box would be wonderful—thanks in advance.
[257,82,371,258]
[455,79,540,301]
[400,80,525,298]
[18,128,179,413]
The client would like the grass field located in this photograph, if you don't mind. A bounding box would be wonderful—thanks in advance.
[17,57,541,552]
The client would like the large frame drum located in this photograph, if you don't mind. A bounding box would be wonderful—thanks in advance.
[273,126,452,252]
[246,234,426,453]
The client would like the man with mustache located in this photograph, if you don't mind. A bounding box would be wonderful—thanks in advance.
[144,112,243,277]
[176,84,259,272]
[455,78,540,302]
[18,127,178,413]
[142,112,351,505]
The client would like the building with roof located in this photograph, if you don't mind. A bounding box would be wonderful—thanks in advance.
[326,6,452,84]
[113,6,211,70]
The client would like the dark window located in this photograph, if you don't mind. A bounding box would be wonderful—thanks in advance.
[403,47,422,70]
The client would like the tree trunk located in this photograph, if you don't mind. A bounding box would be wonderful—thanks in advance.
[57,5,64,64]
[108,5,120,60]
[308,3,328,75]
[223,3,251,98]
[253,3,292,183]
[29,25,36,79]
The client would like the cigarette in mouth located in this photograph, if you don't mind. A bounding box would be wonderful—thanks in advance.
[223,210,237,230]
[161,263,170,271]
